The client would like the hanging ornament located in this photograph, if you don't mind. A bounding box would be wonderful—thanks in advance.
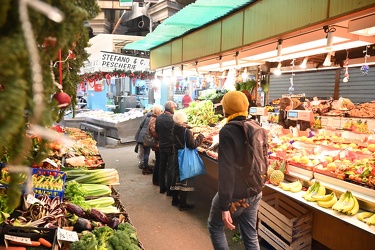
[53,91,71,109]
[343,50,350,82]
[288,59,295,94]
[361,46,370,75]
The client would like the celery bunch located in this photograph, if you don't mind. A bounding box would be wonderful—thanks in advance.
[66,169,120,185]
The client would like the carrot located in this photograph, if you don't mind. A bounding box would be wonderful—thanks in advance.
[9,240,41,247]
[0,246,27,250]
[38,238,52,248]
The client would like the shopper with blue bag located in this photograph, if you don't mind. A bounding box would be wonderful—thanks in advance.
[170,110,205,211]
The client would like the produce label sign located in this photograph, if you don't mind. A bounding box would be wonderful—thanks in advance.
[57,228,79,242]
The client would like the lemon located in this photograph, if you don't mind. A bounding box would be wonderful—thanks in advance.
[300,156,309,165]
[324,156,333,163]
[292,155,301,163]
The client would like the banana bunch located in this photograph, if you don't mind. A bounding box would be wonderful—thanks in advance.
[302,181,326,202]
[312,192,338,208]
[332,191,359,215]
[357,212,375,225]
[279,180,303,193]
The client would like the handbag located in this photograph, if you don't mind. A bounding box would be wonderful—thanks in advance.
[143,134,159,147]
[178,129,206,181]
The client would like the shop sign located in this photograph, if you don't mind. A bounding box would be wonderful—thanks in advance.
[100,51,150,72]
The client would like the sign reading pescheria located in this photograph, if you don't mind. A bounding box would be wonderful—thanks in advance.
[82,51,150,73]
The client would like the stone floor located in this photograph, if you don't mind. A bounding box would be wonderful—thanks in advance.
[98,142,274,250]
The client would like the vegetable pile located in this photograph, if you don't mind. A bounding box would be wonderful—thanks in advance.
[183,100,222,126]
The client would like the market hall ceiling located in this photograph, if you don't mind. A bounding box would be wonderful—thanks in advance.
[124,0,258,51]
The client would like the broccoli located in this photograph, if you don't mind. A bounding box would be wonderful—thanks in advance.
[116,222,139,245]
[70,232,98,250]
[92,225,114,249]
[106,230,140,250]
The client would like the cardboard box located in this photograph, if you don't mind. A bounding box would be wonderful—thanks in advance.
[258,193,312,250]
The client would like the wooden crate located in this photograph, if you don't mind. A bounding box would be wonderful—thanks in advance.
[258,193,312,250]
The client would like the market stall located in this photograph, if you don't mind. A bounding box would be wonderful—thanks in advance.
[0,127,144,249]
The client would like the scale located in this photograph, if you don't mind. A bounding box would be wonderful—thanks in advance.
[287,110,314,122]
[249,107,268,116]
[249,107,268,124]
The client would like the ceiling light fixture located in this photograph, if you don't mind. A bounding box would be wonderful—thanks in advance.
[300,57,308,69]
[323,52,332,66]
[235,52,240,69]
[274,62,282,75]
[276,39,283,61]
[323,25,336,51]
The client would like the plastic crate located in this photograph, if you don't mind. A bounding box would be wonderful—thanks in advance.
[258,193,312,250]
[1,225,57,249]
[32,168,66,200]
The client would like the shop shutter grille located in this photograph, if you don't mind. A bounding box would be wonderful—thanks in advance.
[338,66,375,104]
[269,70,336,103]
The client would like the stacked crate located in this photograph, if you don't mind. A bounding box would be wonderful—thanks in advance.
[258,193,313,250]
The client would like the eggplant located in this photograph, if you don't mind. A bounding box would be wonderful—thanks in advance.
[107,217,120,229]
[65,203,87,218]
[73,217,93,233]
[89,208,109,224]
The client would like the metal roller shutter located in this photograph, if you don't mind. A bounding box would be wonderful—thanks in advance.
[338,66,375,104]
[269,70,336,102]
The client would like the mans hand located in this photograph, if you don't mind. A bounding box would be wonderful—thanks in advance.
[229,198,250,214]
[221,210,235,230]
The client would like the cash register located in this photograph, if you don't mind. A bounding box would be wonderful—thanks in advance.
[287,110,314,122]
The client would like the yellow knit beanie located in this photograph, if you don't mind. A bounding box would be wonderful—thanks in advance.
[222,91,249,116]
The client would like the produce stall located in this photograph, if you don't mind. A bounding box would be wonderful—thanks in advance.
[194,114,375,249]
[0,127,144,249]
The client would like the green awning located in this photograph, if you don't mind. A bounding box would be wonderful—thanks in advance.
[124,0,257,51]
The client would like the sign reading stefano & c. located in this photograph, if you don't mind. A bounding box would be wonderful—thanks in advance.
[82,51,150,73]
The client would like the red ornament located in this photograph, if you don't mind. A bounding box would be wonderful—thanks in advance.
[53,91,71,109]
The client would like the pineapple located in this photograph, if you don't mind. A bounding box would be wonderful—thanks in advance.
[268,160,287,186]
[269,170,284,186]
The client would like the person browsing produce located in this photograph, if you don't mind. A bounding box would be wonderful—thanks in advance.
[208,91,262,250]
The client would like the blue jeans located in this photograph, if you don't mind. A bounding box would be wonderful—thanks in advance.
[208,192,262,250]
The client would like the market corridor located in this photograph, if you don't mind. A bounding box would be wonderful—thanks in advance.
[98,143,271,250]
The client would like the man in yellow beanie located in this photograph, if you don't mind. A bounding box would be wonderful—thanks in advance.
[208,91,262,249]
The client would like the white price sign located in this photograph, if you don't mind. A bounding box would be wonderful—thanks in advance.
[5,234,31,244]
[57,228,79,242]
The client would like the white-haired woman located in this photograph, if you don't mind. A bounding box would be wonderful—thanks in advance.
[171,110,204,211]
[147,104,163,185]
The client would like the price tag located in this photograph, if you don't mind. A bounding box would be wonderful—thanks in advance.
[5,234,31,244]
[57,228,79,242]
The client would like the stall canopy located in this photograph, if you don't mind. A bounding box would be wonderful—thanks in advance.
[124,0,257,51]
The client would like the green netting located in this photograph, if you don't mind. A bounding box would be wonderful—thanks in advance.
[124,0,256,51]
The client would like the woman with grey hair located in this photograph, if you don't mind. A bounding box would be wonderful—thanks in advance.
[170,110,204,211]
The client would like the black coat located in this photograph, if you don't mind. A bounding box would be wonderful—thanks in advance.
[155,111,175,148]
[217,116,253,211]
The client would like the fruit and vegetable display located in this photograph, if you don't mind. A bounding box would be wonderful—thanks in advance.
[0,125,143,249]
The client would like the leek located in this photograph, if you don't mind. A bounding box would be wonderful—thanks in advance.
[85,197,115,208]
[66,169,119,185]
[81,184,112,197]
